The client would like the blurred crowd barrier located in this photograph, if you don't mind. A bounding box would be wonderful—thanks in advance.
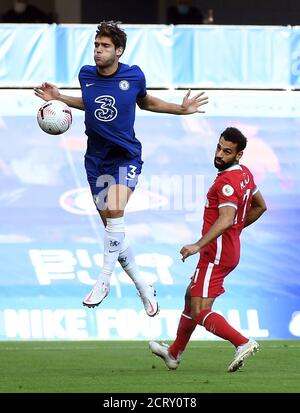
[1,23,300,88]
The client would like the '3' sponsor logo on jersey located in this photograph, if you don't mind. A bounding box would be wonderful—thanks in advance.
[94,95,118,121]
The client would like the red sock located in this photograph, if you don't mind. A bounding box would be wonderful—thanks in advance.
[169,304,197,359]
[195,309,248,348]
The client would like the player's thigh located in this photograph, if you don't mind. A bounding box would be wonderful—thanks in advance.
[190,259,234,298]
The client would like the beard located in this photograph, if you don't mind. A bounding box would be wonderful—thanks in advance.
[95,55,116,70]
[214,158,236,171]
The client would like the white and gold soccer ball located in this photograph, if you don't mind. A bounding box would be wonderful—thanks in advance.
[37,100,72,135]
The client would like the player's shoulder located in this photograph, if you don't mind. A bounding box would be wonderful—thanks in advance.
[220,164,253,180]
[216,166,239,183]
[240,164,255,183]
[120,63,145,77]
[240,164,254,178]
[79,65,96,77]
[215,165,242,190]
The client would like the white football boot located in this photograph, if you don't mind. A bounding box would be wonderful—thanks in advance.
[149,341,180,370]
[138,285,160,317]
[227,339,259,372]
[82,280,110,308]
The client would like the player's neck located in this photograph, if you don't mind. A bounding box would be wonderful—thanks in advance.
[97,61,120,76]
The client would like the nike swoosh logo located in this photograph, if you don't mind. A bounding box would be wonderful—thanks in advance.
[109,249,119,253]
[86,83,95,87]
[85,291,94,302]
[148,300,155,315]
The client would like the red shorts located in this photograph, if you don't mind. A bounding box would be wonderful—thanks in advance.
[190,259,235,298]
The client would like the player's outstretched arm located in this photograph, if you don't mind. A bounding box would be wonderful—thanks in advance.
[34,82,84,111]
[180,89,209,114]
[137,89,208,115]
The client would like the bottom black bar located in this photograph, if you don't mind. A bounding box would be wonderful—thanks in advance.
[0,393,298,409]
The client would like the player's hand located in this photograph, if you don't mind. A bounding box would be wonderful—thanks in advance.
[180,243,201,262]
[33,82,60,102]
[181,89,208,114]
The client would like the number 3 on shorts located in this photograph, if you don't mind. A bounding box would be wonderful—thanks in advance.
[127,165,137,179]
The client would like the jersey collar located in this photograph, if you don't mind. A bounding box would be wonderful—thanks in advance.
[96,63,121,78]
[218,164,242,175]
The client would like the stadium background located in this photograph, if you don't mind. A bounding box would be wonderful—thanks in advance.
[0,9,300,342]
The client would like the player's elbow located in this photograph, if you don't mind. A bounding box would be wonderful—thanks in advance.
[260,204,267,216]
[137,96,153,111]
[222,217,234,230]
[226,219,235,229]
[254,204,267,221]
[259,200,267,214]
[137,101,146,110]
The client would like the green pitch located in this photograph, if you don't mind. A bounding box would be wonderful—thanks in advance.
[0,340,299,393]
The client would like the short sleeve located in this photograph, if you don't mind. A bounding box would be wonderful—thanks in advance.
[78,66,86,87]
[216,179,239,210]
[135,66,147,98]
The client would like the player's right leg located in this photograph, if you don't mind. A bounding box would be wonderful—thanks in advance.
[149,341,181,370]
[83,183,130,308]
[149,285,196,370]
[167,285,197,358]
[82,278,110,308]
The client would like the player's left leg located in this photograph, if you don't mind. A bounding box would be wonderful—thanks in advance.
[119,237,159,317]
[97,209,159,316]
[110,160,159,316]
[94,205,159,317]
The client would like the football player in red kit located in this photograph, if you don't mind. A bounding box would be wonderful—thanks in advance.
[150,127,267,373]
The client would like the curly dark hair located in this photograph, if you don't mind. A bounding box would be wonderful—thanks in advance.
[221,127,247,152]
[95,20,127,51]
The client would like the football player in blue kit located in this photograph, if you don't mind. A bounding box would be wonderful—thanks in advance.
[34,21,209,316]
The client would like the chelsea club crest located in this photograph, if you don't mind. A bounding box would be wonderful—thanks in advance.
[119,80,130,90]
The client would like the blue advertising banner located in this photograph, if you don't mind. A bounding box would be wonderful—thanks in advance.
[0,24,293,88]
[290,27,300,86]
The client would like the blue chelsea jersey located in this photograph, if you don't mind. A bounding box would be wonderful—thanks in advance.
[79,63,147,158]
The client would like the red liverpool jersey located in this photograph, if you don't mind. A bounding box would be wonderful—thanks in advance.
[201,164,257,267]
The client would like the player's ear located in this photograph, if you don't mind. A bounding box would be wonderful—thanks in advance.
[236,151,243,161]
[116,47,123,56]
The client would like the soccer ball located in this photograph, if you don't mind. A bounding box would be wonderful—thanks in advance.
[37,100,72,135]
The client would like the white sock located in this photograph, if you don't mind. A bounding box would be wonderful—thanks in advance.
[118,235,149,293]
[98,217,125,283]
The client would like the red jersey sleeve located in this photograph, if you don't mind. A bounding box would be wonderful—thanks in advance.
[215,176,239,210]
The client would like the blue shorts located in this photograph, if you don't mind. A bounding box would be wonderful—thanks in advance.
[84,153,143,209]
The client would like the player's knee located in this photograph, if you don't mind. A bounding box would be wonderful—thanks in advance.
[191,301,212,320]
[190,308,200,320]
[190,303,202,320]
[106,209,124,218]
